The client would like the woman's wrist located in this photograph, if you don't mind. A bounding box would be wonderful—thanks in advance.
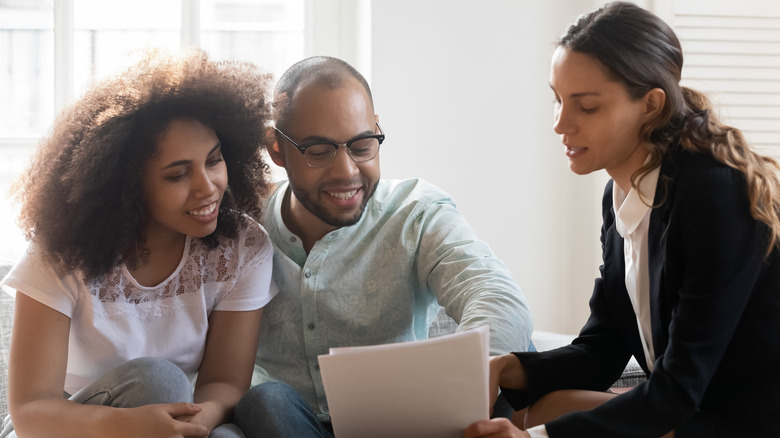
[494,354,527,390]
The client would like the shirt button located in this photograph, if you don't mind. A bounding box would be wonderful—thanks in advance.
[314,364,320,371]
[304,271,312,278]
[323,405,329,412]
[308,322,316,330]
[290,236,297,243]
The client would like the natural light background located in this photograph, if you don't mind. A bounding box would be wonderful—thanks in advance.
[0,0,304,262]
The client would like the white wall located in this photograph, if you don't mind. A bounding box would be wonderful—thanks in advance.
[368,0,612,334]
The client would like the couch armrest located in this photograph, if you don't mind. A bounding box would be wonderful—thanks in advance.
[1,259,15,420]
[531,330,647,389]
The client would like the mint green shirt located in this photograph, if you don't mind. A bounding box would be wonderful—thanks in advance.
[253,178,532,419]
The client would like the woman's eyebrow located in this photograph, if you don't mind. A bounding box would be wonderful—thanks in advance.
[548,84,601,99]
[161,142,221,170]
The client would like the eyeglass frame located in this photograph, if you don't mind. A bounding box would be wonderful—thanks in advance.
[274,122,385,168]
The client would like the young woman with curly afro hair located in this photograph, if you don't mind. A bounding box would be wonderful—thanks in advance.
[1,49,278,438]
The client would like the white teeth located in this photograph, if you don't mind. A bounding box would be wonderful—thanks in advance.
[328,189,358,200]
[188,202,216,216]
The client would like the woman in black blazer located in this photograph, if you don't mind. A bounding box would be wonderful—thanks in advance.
[466,2,780,437]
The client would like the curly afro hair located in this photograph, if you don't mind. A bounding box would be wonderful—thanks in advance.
[14,48,275,279]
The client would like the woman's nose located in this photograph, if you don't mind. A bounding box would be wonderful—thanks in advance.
[553,105,574,135]
[193,167,218,197]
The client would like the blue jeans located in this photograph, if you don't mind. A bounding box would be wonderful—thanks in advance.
[233,382,335,438]
[0,357,244,438]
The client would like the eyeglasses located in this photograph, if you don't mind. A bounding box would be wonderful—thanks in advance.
[274,122,385,168]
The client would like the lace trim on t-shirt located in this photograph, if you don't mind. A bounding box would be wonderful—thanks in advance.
[84,222,269,305]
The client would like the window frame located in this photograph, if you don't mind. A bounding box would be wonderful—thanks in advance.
[1,0,368,261]
[7,0,367,140]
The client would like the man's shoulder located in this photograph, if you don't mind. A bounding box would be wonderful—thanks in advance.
[259,181,285,226]
[373,178,455,209]
[265,180,286,201]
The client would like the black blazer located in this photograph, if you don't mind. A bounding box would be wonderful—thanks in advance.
[505,146,780,437]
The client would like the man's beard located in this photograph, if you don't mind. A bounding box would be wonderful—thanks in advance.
[289,178,377,228]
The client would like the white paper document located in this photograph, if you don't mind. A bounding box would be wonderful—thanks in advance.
[318,325,490,438]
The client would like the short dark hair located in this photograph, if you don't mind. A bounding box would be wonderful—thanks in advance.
[273,56,373,128]
[14,48,275,278]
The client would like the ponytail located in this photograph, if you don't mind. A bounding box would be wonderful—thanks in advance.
[675,88,780,255]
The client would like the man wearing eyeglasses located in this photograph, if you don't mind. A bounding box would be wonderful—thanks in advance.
[232,56,533,437]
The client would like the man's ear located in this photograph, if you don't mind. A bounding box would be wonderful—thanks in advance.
[643,88,666,121]
[267,127,286,167]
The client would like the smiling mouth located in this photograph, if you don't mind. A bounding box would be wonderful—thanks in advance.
[187,202,217,216]
[327,189,358,200]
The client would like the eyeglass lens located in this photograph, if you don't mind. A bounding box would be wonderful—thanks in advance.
[304,137,380,167]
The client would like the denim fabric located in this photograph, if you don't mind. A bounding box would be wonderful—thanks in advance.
[210,423,247,438]
[68,357,193,406]
[233,382,334,438]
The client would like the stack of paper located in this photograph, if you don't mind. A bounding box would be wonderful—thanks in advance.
[318,325,490,438]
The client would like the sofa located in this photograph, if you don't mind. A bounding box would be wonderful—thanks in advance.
[1,259,14,420]
[0,259,645,420]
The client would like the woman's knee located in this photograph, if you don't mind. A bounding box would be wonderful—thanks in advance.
[73,357,192,407]
[119,357,192,403]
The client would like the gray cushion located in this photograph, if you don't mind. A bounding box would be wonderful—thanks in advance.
[1,259,15,420]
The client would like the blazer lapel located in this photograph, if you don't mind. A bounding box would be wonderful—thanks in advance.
[647,154,678,356]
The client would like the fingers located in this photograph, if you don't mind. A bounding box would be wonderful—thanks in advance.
[121,404,210,438]
[464,420,487,437]
[179,423,210,438]
[465,419,500,437]
[164,403,210,437]
[179,423,209,438]
[165,402,203,418]
[464,418,519,438]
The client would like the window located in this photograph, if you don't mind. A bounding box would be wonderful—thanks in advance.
[0,1,53,139]
[656,0,780,157]
[0,0,305,260]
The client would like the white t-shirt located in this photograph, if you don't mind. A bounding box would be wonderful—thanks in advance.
[2,218,278,395]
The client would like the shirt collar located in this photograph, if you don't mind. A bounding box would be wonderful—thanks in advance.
[265,180,353,255]
[613,165,661,238]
